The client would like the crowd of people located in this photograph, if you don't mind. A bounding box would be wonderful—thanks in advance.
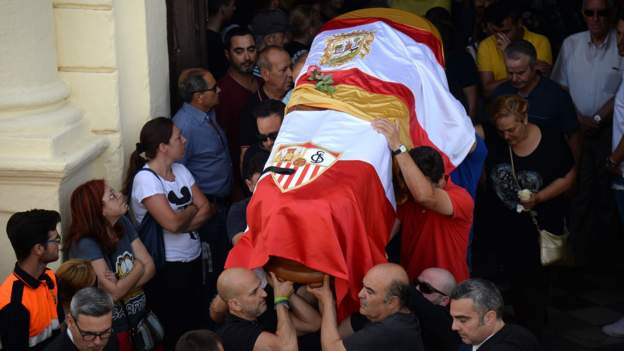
[1,0,624,350]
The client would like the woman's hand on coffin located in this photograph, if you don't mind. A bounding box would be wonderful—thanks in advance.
[372,119,401,150]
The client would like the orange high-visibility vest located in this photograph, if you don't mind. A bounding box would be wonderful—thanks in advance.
[0,266,59,349]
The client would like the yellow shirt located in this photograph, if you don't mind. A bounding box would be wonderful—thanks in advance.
[477,28,552,81]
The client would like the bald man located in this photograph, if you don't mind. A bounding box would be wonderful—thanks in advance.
[409,268,462,351]
[216,268,322,351]
[308,263,424,351]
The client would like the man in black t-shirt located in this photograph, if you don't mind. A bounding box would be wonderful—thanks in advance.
[308,263,424,351]
[215,268,321,351]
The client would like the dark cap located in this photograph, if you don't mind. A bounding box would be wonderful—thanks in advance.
[250,9,289,36]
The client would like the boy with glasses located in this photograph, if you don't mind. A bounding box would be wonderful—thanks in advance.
[46,287,118,351]
[0,209,62,350]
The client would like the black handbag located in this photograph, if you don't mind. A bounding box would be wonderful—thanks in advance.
[131,168,166,271]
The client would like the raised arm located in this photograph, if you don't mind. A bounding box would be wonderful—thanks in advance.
[253,272,298,351]
[307,275,347,351]
[372,119,453,216]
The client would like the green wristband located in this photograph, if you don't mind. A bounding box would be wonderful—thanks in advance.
[274,296,289,304]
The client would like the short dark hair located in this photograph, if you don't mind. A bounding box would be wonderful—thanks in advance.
[180,72,209,103]
[484,1,519,27]
[243,151,269,181]
[7,209,60,261]
[224,26,255,50]
[450,278,504,321]
[176,329,223,351]
[384,280,410,308]
[252,99,285,120]
[504,40,537,66]
[409,146,445,183]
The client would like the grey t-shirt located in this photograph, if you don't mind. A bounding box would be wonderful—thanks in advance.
[68,216,147,332]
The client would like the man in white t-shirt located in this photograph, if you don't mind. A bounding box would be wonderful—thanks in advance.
[603,10,624,338]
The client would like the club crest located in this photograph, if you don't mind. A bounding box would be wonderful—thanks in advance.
[320,30,375,67]
[270,143,340,192]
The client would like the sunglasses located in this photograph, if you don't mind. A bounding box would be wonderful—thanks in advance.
[583,9,610,17]
[257,131,279,142]
[415,280,447,296]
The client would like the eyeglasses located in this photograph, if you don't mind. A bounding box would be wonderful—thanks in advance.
[257,131,279,142]
[46,235,62,244]
[193,84,218,95]
[583,9,610,17]
[75,321,113,341]
[107,190,120,201]
[415,280,447,296]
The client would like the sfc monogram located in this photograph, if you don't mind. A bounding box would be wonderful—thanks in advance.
[270,143,340,192]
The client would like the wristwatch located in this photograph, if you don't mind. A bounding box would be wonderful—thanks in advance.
[392,144,408,156]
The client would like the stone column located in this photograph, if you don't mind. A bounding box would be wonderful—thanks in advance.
[0,0,108,275]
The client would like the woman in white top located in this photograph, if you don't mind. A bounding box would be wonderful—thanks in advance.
[123,117,214,350]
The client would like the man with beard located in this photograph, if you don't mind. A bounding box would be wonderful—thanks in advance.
[216,27,262,199]
[0,209,62,350]
[216,268,299,351]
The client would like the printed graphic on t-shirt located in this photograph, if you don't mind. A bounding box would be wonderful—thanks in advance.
[490,163,543,210]
[111,251,147,325]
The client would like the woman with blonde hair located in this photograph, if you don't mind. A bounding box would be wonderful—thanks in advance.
[475,94,575,340]
[56,259,97,314]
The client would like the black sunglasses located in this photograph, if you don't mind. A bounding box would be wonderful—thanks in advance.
[257,131,279,142]
[583,9,610,17]
[415,280,447,296]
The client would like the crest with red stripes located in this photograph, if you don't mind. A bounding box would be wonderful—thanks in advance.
[270,142,340,192]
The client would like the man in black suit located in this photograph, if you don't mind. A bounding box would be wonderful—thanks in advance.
[46,287,118,351]
[450,279,541,351]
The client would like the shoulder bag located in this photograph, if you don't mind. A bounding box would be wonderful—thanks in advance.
[508,145,568,266]
[130,168,166,271]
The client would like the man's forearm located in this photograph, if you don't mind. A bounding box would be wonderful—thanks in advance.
[275,304,298,351]
[289,292,321,333]
[319,299,347,351]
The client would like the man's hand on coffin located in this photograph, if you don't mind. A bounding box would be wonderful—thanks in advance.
[307,275,334,309]
[270,272,295,299]
[371,119,401,150]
